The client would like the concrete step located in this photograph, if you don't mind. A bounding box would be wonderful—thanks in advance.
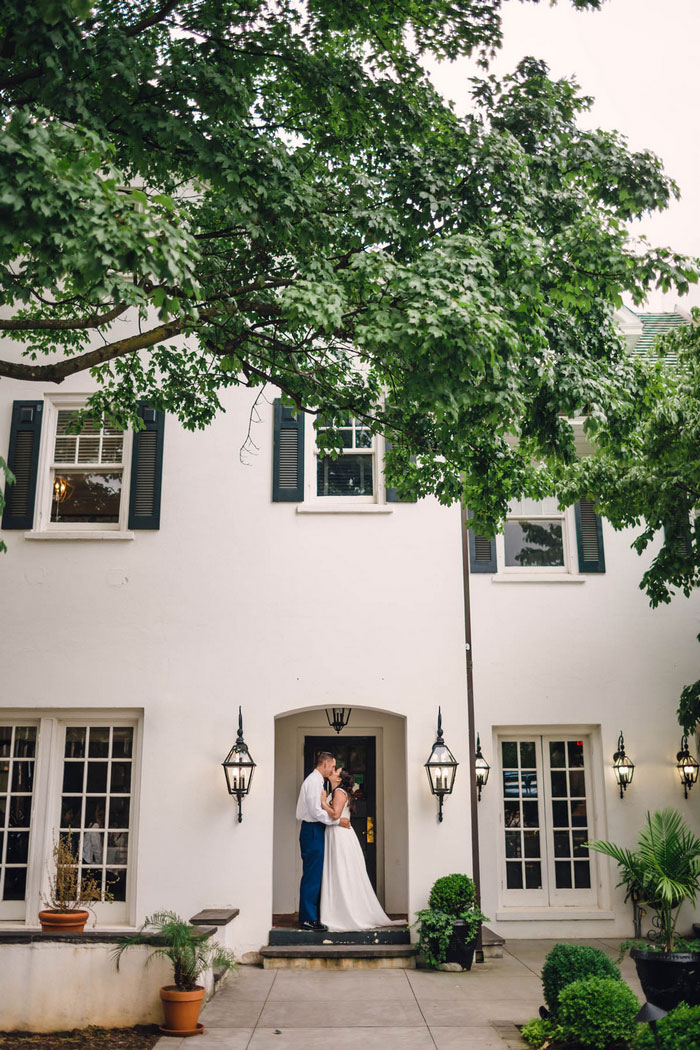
[268,926,410,946]
[260,943,417,970]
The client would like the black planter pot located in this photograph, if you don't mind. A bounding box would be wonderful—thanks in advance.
[444,920,477,971]
[631,948,700,1012]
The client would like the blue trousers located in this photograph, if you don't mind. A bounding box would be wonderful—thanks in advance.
[299,821,325,924]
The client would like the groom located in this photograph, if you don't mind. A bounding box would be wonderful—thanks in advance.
[296,750,350,931]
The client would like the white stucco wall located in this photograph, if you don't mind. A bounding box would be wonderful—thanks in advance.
[0,376,472,955]
[470,517,700,938]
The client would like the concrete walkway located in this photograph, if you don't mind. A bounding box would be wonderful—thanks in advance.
[155,939,643,1050]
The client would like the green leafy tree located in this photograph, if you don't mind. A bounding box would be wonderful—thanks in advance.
[556,316,700,731]
[0,0,695,537]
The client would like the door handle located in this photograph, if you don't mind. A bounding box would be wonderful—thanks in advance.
[366,816,375,844]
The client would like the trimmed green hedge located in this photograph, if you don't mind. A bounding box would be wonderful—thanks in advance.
[557,976,639,1050]
[636,1003,700,1050]
[541,942,621,1015]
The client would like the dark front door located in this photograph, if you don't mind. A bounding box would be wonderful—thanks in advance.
[304,735,377,890]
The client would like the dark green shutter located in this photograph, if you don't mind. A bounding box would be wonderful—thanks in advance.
[664,518,693,558]
[574,499,606,573]
[2,401,43,530]
[272,399,305,502]
[467,511,497,573]
[385,440,417,503]
[128,403,165,529]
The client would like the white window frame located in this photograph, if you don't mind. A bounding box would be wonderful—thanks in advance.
[31,394,134,536]
[497,730,602,912]
[0,710,142,927]
[303,423,387,506]
[496,500,578,576]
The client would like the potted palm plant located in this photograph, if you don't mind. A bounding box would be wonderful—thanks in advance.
[588,807,700,1011]
[39,833,108,933]
[113,911,237,1035]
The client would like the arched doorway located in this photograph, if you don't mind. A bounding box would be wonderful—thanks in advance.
[272,706,408,923]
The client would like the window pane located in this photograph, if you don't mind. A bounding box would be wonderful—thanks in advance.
[108,868,127,902]
[574,861,591,889]
[553,831,570,858]
[88,729,110,758]
[525,862,542,889]
[506,862,523,889]
[552,800,569,827]
[6,831,29,864]
[503,770,520,797]
[61,797,83,828]
[86,763,108,793]
[549,741,566,768]
[523,831,540,858]
[82,831,104,864]
[571,800,588,827]
[519,741,536,768]
[108,797,130,829]
[0,766,7,793]
[572,831,589,858]
[63,762,84,793]
[551,770,567,797]
[555,861,573,889]
[10,797,31,825]
[505,831,521,858]
[569,770,586,797]
[501,741,518,768]
[112,729,133,759]
[107,832,128,865]
[11,762,33,793]
[568,741,585,767]
[504,520,564,567]
[3,867,27,901]
[85,798,106,827]
[0,729,11,758]
[65,728,86,758]
[504,801,521,827]
[317,454,373,497]
[523,801,539,828]
[110,763,131,794]
[13,728,36,758]
[51,472,122,523]
[521,771,538,797]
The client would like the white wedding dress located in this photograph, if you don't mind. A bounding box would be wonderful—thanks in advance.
[320,793,401,932]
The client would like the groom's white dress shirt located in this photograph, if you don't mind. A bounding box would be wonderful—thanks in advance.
[296,769,339,824]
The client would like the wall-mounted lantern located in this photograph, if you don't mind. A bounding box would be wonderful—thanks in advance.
[222,707,256,822]
[425,707,458,822]
[475,733,490,802]
[676,735,699,799]
[612,731,635,799]
[326,707,352,734]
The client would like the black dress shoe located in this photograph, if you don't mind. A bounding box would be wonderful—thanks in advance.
[301,920,328,931]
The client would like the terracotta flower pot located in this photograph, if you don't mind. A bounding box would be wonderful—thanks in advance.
[160,985,206,1036]
[38,909,90,933]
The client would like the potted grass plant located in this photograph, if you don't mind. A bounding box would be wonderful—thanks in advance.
[39,832,108,933]
[587,807,700,1011]
[113,911,237,1035]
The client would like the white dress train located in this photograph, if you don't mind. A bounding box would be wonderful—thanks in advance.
[320,793,401,932]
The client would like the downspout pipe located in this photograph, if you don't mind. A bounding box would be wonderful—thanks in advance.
[460,502,483,962]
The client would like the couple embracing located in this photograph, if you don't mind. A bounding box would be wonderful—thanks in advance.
[296,750,399,932]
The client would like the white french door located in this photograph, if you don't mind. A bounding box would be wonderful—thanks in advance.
[499,734,597,908]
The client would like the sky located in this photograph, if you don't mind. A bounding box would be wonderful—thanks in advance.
[423,0,700,312]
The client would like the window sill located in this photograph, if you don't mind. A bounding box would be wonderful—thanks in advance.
[24,531,135,541]
[491,573,586,584]
[296,505,393,515]
[495,908,615,921]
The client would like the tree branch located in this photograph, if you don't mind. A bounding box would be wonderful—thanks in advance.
[124,0,180,38]
[0,304,128,332]
[0,320,185,382]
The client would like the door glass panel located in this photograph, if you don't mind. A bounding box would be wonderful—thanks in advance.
[506,862,523,889]
[549,741,566,767]
[555,860,572,888]
[502,741,518,767]
[520,741,536,767]
[551,771,567,797]
[501,740,541,892]
[0,726,36,903]
[525,862,542,889]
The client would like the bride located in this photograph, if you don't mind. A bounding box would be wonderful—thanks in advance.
[319,767,400,932]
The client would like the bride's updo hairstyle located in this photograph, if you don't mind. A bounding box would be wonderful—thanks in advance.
[336,770,357,814]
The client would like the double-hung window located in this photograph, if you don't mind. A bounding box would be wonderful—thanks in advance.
[315,417,376,501]
[499,733,598,909]
[50,409,126,528]
[503,498,568,572]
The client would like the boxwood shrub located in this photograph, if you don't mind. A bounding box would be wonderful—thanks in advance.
[541,942,621,1015]
[635,1002,700,1050]
[427,873,476,916]
[557,976,638,1049]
